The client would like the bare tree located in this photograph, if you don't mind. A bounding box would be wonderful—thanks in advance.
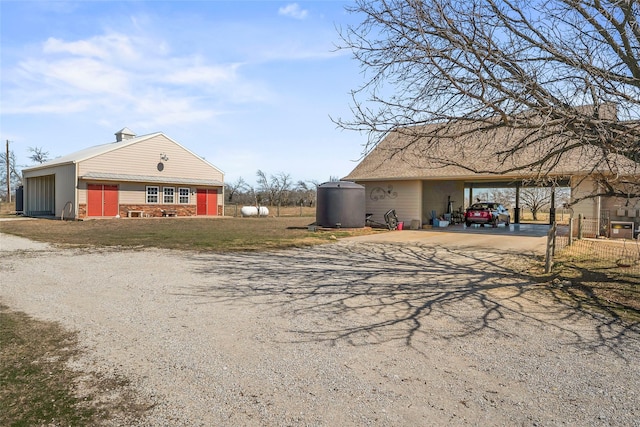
[494,189,515,208]
[337,0,640,199]
[256,170,277,206]
[520,188,552,220]
[256,170,293,215]
[225,177,247,203]
[0,150,22,201]
[27,146,50,165]
[296,179,319,207]
[271,172,293,215]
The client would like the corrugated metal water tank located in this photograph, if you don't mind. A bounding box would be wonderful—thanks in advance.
[316,181,365,228]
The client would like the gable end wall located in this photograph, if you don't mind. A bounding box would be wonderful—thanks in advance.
[78,135,223,182]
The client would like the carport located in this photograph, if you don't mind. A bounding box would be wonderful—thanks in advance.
[465,177,571,224]
[342,125,627,231]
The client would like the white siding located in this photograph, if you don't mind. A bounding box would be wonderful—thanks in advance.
[360,180,422,226]
[78,135,223,182]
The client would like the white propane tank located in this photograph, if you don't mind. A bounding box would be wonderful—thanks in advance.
[241,206,257,216]
[241,206,269,217]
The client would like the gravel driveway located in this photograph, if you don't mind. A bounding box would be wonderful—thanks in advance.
[1,232,638,426]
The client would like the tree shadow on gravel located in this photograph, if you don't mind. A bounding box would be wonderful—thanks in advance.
[182,242,639,358]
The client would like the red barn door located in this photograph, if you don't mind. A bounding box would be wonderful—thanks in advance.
[87,184,103,216]
[196,189,218,216]
[103,185,119,216]
[87,184,119,217]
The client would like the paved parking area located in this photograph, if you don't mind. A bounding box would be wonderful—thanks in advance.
[431,223,551,236]
[346,224,550,255]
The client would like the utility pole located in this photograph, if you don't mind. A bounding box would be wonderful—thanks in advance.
[5,140,10,204]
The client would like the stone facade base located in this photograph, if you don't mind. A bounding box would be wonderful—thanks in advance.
[78,204,213,219]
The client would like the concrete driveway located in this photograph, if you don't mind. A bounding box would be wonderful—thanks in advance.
[346,224,549,255]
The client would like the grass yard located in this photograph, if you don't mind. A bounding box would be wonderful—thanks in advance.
[0,304,148,427]
[549,264,640,323]
[549,242,640,323]
[0,216,383,251]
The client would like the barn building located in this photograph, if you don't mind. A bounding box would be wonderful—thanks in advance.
[21,128,224,219]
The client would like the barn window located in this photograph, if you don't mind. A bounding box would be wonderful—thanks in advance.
[163,187,175,204]
[146,186,159,203]
[178,187,190,204]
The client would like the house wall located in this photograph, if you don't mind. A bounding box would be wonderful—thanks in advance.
[78,181,200,205]
[570,177,599,220]
[23,164,77,218]
[601,196,640,222]
[422,181,465,225]
[78,134,224,182]
[570,176,640,237]
[360,180,422,227]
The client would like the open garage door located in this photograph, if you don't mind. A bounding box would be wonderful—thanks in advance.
[25,175,55,216]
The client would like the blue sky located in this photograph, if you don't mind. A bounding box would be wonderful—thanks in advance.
[1,0,367,186]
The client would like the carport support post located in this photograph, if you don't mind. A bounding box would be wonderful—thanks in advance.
[549,187,556,225]
[514,183,521,224]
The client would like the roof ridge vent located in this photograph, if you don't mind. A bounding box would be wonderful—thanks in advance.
[115,127,136,142]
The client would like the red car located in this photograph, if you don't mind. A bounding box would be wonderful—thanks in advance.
[464,202,511,227]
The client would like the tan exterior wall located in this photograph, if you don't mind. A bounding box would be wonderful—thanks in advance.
[570,177,599,220]
[361,180,422,227]
[422,180,465,225]
[78,134,223,182]
[600,196,640,221]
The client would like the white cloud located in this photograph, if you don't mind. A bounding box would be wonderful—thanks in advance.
[2,30,273,125]
[43,34,138,61]
[133,95,219,127]
[278,3,308,20]
[20,58,131,95]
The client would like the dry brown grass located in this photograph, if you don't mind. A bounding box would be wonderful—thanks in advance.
[0,216,383,251]
[0,304,150,426]
[0,200,16,216]
[548,239,640,323]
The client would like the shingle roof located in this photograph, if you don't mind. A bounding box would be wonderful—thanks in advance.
[343,121,639,182]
